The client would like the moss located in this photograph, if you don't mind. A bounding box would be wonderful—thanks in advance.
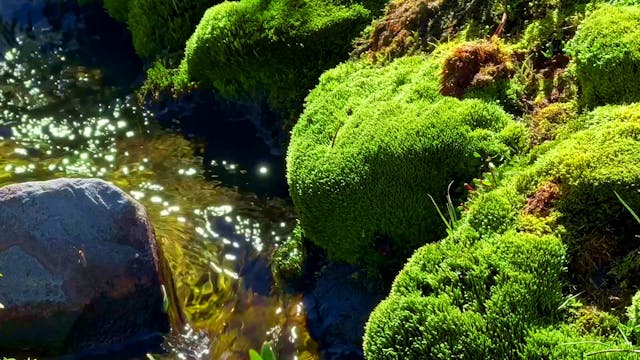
[364,231,566,359]
[181,0,386,119]
[566,5,640,108]
[528,102,577,145]
[524,326,636,359]
[353,0,591,61]
[573,307,620,338]
[441,39,515,98]
[139,61,192,100]
[271,222,306,284]
[127,0,216,59]
[103,0,129,22]
[467,186,522,238]
[287,52,516,270]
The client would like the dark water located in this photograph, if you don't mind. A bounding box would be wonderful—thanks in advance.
[0,2,385,360]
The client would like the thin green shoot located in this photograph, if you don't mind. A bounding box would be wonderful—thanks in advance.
[428,181,459,237]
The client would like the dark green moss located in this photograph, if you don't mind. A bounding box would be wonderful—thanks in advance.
[127,0,217,59]
[271,222,306,284]
[181,0,386,118]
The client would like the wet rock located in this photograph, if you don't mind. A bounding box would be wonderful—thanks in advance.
[0,178,169,356]
[304,263,385,360]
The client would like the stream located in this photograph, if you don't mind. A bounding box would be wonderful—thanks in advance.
[0,1,383,360]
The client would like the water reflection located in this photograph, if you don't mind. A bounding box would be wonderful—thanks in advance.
[0,8,318,360]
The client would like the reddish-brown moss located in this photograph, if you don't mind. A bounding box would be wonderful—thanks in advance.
[440,39,514,98]
[524,181,560,217]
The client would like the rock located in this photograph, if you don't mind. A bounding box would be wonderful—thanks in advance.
[0,178,169,356]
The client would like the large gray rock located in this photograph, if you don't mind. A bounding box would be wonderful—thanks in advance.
[0,178,169,356]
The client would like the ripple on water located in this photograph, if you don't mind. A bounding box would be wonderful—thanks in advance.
[0,6,319,360]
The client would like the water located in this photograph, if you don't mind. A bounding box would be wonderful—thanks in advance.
[0,2,319,359]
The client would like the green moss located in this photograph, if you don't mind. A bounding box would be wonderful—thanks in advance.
[127,0,216,59]
[181,0,385,118]
[354,0,591,61]
[287,53,516,269]
[566,5,640,108]
[524,326,635,359]
[103,0,129,23]
[573,307,620,338]
[520,104,640,238]
[528,102,577,145]
[139,60,192,99]
[467,187,522,238]
[271,222,306,283]
[364,231,566,359]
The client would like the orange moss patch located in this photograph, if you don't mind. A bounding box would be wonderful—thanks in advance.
[440,39,514,98]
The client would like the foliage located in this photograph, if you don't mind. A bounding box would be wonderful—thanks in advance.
[181,0,386,119]
[249,342,277,360]
[103,0,129,22]
[353,0,592,61]
[287,52,517,270]
[441,39,514,98]
[127,0,217,59]
[527,102,577,145]
[565,4,640,108]
[363,231,566,359]
[271,222,306,284]
[138,61,192,100]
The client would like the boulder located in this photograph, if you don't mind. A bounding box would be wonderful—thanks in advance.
[0,178,169,356]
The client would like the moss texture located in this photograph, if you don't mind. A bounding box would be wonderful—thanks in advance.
[181,0,386,118]
[271,222,306,283]
[287,52,517,270]
[353,0,591,62]
[364,231,566,359]
[127,0,217,59]
[566,4,640,108]
[363,102,640,359]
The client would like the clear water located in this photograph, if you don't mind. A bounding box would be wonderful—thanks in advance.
[0,2,319,359]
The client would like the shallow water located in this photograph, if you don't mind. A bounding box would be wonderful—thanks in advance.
[0,2,319,359]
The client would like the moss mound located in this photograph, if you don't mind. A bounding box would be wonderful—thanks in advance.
[91,0,217,59]
[127,0,216,59]
[364,231,566,359]
[181,0,386,117]
[287,53,517,270]
[272,222,307,284]
[566,5,640,108]
[364,102,640,358]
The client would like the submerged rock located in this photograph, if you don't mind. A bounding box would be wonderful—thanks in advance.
[0,178,169,356]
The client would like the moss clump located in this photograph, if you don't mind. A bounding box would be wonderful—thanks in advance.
[272,222,307,284]
[523,326,635,359]
[441,39,514,98]
[103,0,129,23]
[467,186,522,238]
[127,0,216,59]
[364,231,566,359]
[566,5,640,108]
[181,0,386,118]
[287,51,518,270]
[528,102,577,145]
[364,101,640,359]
